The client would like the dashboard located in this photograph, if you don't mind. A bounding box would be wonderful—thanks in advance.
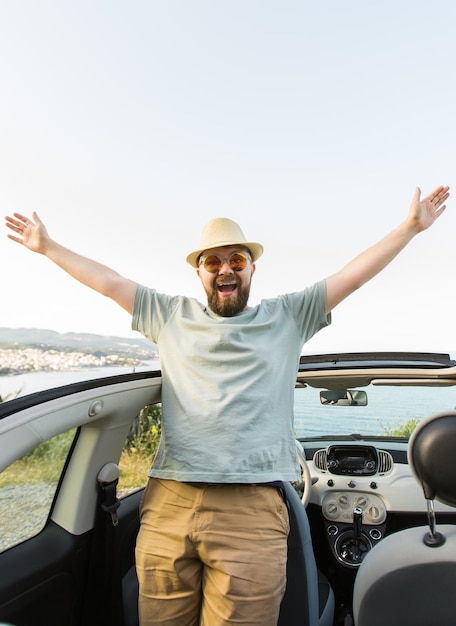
[301,441,455,568]
[303,441,454,515]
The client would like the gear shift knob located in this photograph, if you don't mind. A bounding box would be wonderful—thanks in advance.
[353,506,363,539]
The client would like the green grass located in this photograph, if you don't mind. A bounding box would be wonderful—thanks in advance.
[0,430,77,488]
[0,427,153,493]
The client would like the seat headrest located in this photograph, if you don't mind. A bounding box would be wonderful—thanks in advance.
[408,411,456,508]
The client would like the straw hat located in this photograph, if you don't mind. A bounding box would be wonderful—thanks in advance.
[186,217,264,268]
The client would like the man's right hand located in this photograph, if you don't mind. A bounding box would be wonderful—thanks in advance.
[5,211,50,254]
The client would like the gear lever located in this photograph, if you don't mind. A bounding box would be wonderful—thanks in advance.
[337,505,371,566]
[353,506,363,541]
[349,506,364,563]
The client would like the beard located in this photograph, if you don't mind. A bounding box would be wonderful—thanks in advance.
[206,275,251,317]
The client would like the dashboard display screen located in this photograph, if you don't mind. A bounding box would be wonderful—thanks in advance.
[327,445,378,476]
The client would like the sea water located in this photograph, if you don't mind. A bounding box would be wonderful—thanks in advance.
[294,384,456,438]
[0,363,159,401]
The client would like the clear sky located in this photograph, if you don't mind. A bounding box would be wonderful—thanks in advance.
[1,0,455,356]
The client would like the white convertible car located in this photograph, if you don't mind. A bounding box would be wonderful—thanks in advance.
[0,351,455,626]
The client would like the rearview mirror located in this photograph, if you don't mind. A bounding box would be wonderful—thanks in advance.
[320,390,367,406]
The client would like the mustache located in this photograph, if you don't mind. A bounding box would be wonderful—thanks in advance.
[213,275,240,288]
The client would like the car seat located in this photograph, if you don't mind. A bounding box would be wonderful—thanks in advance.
[278,481,335,626]
[352,411,456,626]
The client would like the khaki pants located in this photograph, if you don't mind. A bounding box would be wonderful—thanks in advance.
[136,478,290,626]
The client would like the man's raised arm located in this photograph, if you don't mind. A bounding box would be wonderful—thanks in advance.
[325,185,450,314]
[5,211,137,314]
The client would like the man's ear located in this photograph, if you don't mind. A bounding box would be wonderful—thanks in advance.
[251,263,256,276]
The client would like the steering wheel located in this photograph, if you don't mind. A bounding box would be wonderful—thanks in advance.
[295,440,312,507]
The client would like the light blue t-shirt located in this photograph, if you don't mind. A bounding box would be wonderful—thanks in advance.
[132,281,330,483]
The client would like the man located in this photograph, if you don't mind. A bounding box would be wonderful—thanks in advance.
[5,185,450,625]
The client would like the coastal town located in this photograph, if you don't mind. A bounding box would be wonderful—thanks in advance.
[0,347,146,376]
[0,328,159,376]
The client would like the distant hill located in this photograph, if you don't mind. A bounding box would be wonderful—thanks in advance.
[0,327,158,359]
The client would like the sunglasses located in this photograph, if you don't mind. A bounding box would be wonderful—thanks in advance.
[199,251,251,273]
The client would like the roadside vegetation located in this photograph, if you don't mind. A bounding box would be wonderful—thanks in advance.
[118,404,162,489]
[0,429,76,487]
[384,418,420,438]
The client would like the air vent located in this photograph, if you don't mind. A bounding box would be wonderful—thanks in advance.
[314,449,328,471]
[377,450,393,474]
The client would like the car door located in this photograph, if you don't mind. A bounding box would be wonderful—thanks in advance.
[0,372,161,626]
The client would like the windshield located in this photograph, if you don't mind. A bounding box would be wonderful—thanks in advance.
[294,384,456,440]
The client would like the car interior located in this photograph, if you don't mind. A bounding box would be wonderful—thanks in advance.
[0,352,455,626]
